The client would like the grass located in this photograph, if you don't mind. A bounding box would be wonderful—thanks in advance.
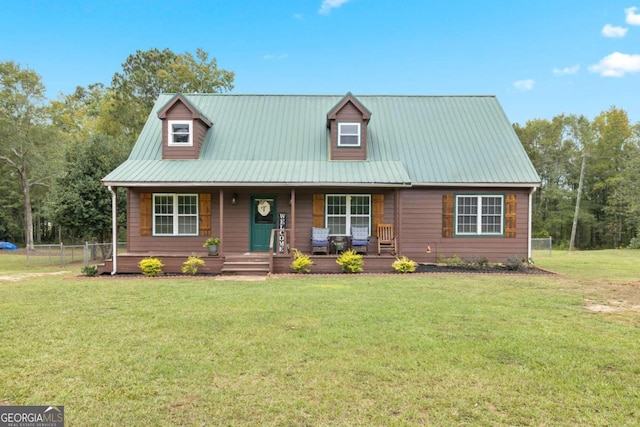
[1,250,639,425]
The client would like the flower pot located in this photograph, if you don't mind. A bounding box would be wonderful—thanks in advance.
[207,244,219,256]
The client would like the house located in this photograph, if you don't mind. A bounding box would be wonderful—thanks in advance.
[101,93,540,274]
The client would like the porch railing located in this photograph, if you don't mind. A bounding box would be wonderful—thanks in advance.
[269,228,292,256]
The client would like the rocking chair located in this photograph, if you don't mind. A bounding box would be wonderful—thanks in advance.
[376,223,397,255]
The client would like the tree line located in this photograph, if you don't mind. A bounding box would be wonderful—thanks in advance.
[514,111,640,249]
[0,48,234,249]
[1,49,639,249]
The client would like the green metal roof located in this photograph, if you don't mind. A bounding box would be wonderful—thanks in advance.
[103,94,540,187]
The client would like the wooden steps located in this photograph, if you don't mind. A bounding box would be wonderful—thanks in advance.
[221,253,272,276]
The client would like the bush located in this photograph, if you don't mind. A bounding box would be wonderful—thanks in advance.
[627,237,640,249]
[465,256,490,269]
[139,257,164,277]
[290,248,313,273]
[81,265,98,277]
[182,256,205,275]
[392,256,417,273]
[438,253,465,267]
[336,249,364,274]
[504,255,527,271]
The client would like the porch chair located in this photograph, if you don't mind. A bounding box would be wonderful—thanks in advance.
[350,226,370,254]
[376,223,397,255]
[311,227,330,255]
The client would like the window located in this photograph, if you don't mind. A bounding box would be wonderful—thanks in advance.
[168,120,193,146]
[337,122,361,147]
[456,195,503,235]
[326,194,370,235]
[153,194,198,236]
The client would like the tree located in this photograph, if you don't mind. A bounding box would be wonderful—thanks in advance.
[0,61,61,249]
[46,134,129,244]
[587,107,636,248]
[102,48,234,139]
[50,83,106,141]
[514,116,581,246]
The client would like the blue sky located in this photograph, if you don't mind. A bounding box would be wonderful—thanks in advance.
[2,0,640,125]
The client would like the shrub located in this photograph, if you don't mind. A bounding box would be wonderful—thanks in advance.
[81,265,98,277]
[139,257,164,277]
[290,248,313,273]
[392,256,418,273]
[504,255,527,271]
[336,249,364,274]
[182,256,205,275]
[627,237,640,249]
[464,256,490,269]
[438,253,465,267]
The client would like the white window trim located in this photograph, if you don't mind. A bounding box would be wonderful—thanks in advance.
[325,194,371,236]
[153,193,199,236]
[168,120,193,146]
[337,122,361,147]
[455,195,504,236]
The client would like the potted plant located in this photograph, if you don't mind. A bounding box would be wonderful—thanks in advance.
[203,237,221,255]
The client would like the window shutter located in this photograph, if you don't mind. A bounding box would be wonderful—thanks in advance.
[140,193,152,236]
[505,194,517,237]
[199,193,211,237]
[312,194,325,227]
[442,194,454,238]
[372,194,384,231]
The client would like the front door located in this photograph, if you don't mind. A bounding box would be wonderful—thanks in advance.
[250,196,276,251]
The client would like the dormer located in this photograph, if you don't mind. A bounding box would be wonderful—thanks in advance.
[157,94,212,160]
[327,92,371,161]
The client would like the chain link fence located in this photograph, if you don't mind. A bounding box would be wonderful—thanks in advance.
[531,237,552,255]
[26,242,126,267]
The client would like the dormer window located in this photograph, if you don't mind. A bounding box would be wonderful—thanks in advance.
[338,122,361,147]
[168,120,193,146]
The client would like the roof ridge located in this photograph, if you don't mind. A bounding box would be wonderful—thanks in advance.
[162,93,497,98]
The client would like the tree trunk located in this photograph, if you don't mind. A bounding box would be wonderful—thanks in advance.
[19,167,34,250]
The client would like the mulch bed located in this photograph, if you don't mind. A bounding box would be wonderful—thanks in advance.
[415,264,555,275]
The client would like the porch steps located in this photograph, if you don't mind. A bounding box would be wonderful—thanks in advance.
[221,253,271,276]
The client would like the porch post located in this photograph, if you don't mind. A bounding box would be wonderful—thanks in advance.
[528,188,534,261]
[219,189,224,255]
[108,186,117,275]
[290,189,296,250]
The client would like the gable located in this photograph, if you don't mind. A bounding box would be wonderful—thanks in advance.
[157,94,212,160]
[327,93,371,161]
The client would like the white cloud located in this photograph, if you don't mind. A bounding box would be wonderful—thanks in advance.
[553,65,580,75]
[293,13,303,20]
[318,0,350,15]
[589,52,640,77]
[513,79,535,91]
[601,24,628,38]
[263,54,289,60]
[625,6,640,25]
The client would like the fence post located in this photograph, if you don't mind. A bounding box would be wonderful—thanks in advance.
[84,242,89,267]
[60,242,64,267]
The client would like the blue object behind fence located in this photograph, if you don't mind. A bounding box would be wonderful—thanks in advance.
[0,241,18,250]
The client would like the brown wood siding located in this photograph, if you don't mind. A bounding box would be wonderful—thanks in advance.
[399,188,531,263]
[129,188,216,253]
[126,187,529,264]
[329,102,367,161]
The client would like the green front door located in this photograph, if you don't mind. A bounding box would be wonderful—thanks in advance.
[250,196,276,252]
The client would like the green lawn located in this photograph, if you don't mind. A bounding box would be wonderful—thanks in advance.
[0,250,639,426]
